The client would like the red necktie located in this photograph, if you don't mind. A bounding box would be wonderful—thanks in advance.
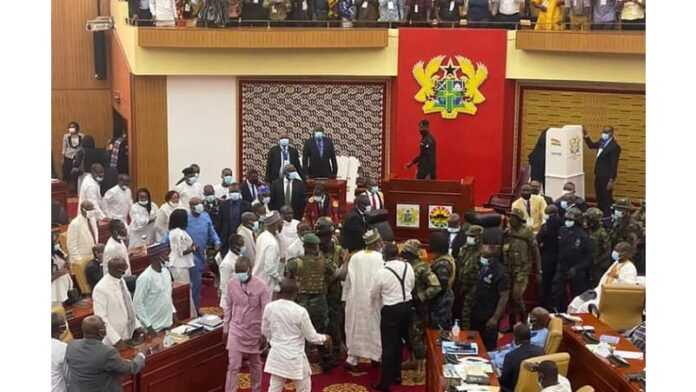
[372,194,377,209]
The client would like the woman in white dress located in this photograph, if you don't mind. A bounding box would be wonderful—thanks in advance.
[155,190,182,242]
[568,241,638,314]
[167,209,198,317]
[129,188,159,247]
[51,236,73,305]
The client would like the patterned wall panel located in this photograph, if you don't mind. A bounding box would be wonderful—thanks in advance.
[520,89,645,201]
[240,81,386,180]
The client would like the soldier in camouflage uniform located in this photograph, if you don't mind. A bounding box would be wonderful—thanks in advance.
[503,208,541,326]
[316,217,345,361]
[428,231,456,330]
[400,239,441,378]
[608,198,644,251]
[455,225,484,330]
[285,232,337,371]
[631,199,646,275]
[584,207,612,287]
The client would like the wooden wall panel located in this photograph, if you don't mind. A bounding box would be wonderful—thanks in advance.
[52,90,113,176]
[111,34,133,124]
[520,89,645,201]
[132,77,168,203]
[516,30,645,55]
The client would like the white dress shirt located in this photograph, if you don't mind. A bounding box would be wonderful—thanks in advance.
[237,225,257,262]
[168,228,195,269]
[103,237,132,276]
[128,202,159,247]
[219,251,239,309]
[78,174,106,219]
[213,184,231,200]
[154,202,183,242]
[252,231,282,294]
[370,259,415,307]
[541,375,572,392]
[92,274,141,345]
[67,215,98,264]
[51,338,68,392]
[262,299,327,380]
[103,185,133,223]
[133,265,175,332]
[175,181,204,211]
[499,0,523,15]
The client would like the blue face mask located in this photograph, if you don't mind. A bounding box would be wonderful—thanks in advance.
[601,132,610,141]
[236,272,249,282]
[229,192,241,201]
[479,257,489,267]
[314,132,324,139]
[611,250,620,261]
[279,138,289,147]
[205,195,215,203]
[223,175,234,185]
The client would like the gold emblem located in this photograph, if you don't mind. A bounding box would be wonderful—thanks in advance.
[569,136,581,155]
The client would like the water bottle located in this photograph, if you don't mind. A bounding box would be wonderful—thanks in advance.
[451,319,460,342]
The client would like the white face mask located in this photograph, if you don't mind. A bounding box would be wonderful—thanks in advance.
[262,196,271,204]
[168,201,179,208]
[560,200,568,210]
[611,250,621,261]
[287,172,300,181]
[279,138,289,147]
[466,236,476,246]
[543,214,549,221]
[370,186,379,194]
[479,257,489,267]
[601,132,610,141]
[84,210,97,220]
[239,246,246,255]
[314,132,324,139]
[562,189,572,195]
[614,210,624,219]
[252,221,260,232]
[205,195,216,203]
[193,204,204,214]
[229,192,241,201]
[447,227,460,234]
[138,200,148,206]
[565,220,575,228]
[94,175,104,183]
[68,127,77,134]
[223,175,234,185]
[363,205,372,213]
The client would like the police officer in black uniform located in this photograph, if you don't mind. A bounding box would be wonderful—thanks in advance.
[551,207,592,312]
[469,244,510,351]
[406,119,437,179]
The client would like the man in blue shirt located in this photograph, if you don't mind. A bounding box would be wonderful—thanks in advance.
[187,197,221,313]
[490,307,550,370]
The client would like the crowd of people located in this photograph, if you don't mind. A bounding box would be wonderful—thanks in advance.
[51,122,645,392]
[131,0,645,30]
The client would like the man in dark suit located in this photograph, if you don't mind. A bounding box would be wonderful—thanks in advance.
[302,127,338,178]
[220,182,252,256]
[406,119,437,179]
[240,168,261,204]
[527,128,549,188]
[65,315,146,392]
[583,126,621,217]
[500,323,545,392]
[269,164,306,219]
[265,135,304,183]
[340,194,371,252]
[447,213,468,259]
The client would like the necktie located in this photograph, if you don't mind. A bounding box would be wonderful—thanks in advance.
[372,193,377,209]
[282,147,289,161]
[525,200,531,217]
[251,183,256,199]
[120,279,136,332]
[317,139,324,158]
[285,180,292,204]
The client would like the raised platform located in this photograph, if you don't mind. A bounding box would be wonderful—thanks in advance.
[516,30,645,55]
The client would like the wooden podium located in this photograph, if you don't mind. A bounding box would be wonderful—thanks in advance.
[305,178,347,217]
[382,178,475,244]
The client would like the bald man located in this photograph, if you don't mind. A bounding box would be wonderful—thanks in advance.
[237,211,258,261]
[103,174,132,223]
[79,163,107,220]
[446,213,468,258]
[67,200,100,264]
[490,307,551,370]
[525,360,572,392]
[65,315,146,392]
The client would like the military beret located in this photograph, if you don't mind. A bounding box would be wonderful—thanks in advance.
[565,207,583,221]
[401,239,422,255]
[613,198,632,210]
[465,225,485,236]
[584,207,603,221]
[508,208,526,221]
[302,233,321,245]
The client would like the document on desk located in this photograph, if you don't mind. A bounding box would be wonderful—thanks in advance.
[456,385,500,392]
[613,350,644,360]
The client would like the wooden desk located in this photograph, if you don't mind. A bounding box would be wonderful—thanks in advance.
[425,329,499,392]
[66,282,191,338]
[559,314,644,392]
[119,327,227,392]
[130,243,170,276]
[305,179,347,217]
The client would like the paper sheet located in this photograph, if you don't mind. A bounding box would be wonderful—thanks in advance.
[614,350,644,360]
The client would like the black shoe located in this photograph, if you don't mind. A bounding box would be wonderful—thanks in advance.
[371,383,390,392]
[394,378,402,385]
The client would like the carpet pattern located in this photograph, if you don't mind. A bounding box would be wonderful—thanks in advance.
[239,81,387,180]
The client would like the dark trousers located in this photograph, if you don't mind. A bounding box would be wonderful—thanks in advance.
[551,267,588,312]
[470,314,498,351]
[622,18,645,31]
[594,176,613,217]
[378,302,412,389]
[541,252,558,311]
[135,8,154,26]
[496,13,520,29]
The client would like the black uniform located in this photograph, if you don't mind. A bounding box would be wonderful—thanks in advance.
[469,257,509,351]
[536,215,562,310]
[552,225,591,312]
[410,131,436,180]
[528,129,548,188]
[428,257,454,330]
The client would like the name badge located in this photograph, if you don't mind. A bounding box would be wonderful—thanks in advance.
[302,0,307,10]
[388,1,394,10]
[449,1,454,12]
[362,0,368,8]
[414,4,419,12]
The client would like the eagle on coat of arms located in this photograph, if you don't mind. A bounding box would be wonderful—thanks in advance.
[412,55,488,120]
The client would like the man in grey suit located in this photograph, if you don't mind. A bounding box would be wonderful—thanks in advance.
[65,315,146,392]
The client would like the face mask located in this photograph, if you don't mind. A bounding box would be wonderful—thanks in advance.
[186,177,197,185]
[363,205,372,213]
[252,221,260,232]
[314,132,324,139]
[479,257,489,267]
[279,138,289,147]
[168,201,179,208]
[447,227,460,234]
[236,272,249,282]
[612,250,620,261]
[601,132,610,141]
[560,200,568,210]
[54,243,61,252]
[68,127,77,134]
[119,184,128,190]
[562,190,572,196]
[205,195,216,203]
[95,176,104,183]
[138,200,148,206]
[239,246,246,255]
[262,196,271,204]
[466,236,476,246]
[565,220,575,228]
[223,175,234,185]
[543,214,549,221]
[194,204,204,214]
[118,235,128,241]
[314,195,324,203]
[370,186,379,194]
[229,192,241,201]
[287,172,300,181]
[614,210,624,219]
[85,210,97,220]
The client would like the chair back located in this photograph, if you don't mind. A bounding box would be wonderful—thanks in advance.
[514,352,570,392]
[576,386,595,392]
[51,304,74,342]
[598,282,646,331]
[544,315,563,354]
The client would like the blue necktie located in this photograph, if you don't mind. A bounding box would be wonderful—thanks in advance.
[317,139,324,158]
[282,147,288,161]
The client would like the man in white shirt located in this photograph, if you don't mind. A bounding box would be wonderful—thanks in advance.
[284,222,311,261]
[262,278,330,392]
[526,360,572,392]
[79,163,107,220]
[52,312,68,392]
[67,201,99,264]
[213,167,235,200]
[92,257,144,348]
[176,166,204,211]
[342,229,384,370]
[496,0,524,29]
[370,243,415,392]
[133,256,175,334]
[103,174,133,223]
[103,219,132,276]
[237,212,258,262]
[219,234,244,309]
[252,211,284,296]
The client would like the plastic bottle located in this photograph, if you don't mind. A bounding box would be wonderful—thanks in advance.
[451,319,460,341]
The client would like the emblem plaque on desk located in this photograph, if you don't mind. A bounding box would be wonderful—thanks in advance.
[428,205,453,229]
[396,204,420,228]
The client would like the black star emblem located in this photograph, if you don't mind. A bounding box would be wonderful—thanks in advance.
[440,58,460,78]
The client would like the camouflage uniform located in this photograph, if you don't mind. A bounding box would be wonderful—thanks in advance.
[322,241,344,360]
[429,254,455,329]
[503,209,538,317]
[585,208,612,286]
[608,199,644,250]
[455,225,484,330]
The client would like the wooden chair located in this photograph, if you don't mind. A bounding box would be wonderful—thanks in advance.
[51,304,74,342]
[576,386,595,392]
[514,353,570,392]
[597,282,646,332]
[544,315,563,354]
